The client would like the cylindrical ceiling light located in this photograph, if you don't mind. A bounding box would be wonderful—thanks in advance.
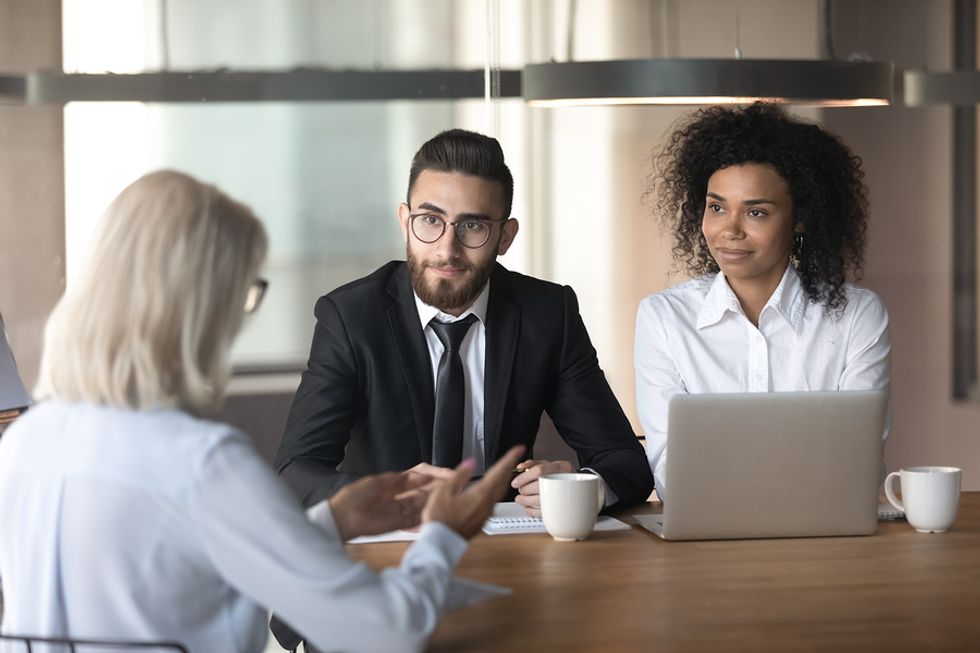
[522,59,893,107]
[904,70,980,106]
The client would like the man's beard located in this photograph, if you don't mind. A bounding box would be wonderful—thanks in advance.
[407,248,496,313]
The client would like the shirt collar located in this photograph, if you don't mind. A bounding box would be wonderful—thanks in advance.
[414,280,490,328]
[696,265,806,333]
[766,265,807,332]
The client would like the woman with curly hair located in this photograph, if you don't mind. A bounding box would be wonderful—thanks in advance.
[636,102,891,499]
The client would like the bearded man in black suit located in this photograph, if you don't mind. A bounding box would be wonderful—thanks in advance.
[275,129,653,514]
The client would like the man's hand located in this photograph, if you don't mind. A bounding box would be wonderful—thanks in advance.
[405,462,457,486]
[510,459,576,517]
[329,472,429,541]
[422,445,526,539]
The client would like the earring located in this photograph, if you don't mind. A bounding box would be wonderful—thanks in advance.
[791,232,804,268]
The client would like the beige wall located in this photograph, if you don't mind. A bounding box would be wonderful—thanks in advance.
[825,0,980,489]
[0,0,65,391]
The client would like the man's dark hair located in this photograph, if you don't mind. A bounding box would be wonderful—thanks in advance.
[647,102,869,315]
[407,129,514,218]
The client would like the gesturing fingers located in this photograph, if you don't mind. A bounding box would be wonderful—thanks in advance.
[449,457,478,493]
[476,446,526,498]
[421,446,527,540]
[463,447,521,500]
[415,462,457,479]
[395,490,427,529]
[371,471,419,496]
[401,471,431,492]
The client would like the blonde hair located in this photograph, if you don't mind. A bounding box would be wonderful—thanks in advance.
[35,170,268,415]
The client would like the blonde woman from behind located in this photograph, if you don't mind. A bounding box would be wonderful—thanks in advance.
[0,170,523,653]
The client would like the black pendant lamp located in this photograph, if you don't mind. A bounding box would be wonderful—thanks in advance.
[523,58,893,107]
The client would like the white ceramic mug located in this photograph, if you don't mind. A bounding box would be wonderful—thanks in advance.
[884,466,961,533]
[539,473,604,542]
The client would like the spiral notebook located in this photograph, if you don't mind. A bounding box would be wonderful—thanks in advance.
[482,502,630,535]
[877,503,905,521]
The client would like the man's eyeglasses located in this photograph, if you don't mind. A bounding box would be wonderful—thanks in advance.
[244,278,268,314]
[409,213,504,249]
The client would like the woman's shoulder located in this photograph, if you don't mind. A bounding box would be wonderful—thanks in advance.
[138,407,250,461]
[639,275,715,313]
[1,401,253,500]
[805,283,889,336]
[96,401,241,440]
[22,400,247,458]
[841,283,889,319]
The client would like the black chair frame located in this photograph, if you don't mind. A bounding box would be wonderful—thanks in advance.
[0,634,188,652]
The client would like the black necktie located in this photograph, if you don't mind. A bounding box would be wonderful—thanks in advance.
[429,314,478,468]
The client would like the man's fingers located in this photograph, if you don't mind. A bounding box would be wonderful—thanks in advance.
[515,493,541,508]
[407,463,457,481]
[517,479,539,496]
[394,485,431,501]
[373,471,414,492]
[405,466,451,495]
[511,466,545,489]
[429,469,458,481]
[401,472,430,492]
[514,494,543,516]
[397,491,428,526]
[511,459,575,489]
[370,472,428,502]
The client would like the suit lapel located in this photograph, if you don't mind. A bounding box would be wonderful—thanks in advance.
[386,265,435,463]
[483,265,520,463]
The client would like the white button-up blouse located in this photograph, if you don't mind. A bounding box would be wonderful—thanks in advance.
[634,266,891,500]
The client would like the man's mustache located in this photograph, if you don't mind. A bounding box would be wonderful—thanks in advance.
[425,258,472,272]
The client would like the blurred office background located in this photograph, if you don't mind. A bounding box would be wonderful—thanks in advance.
[1,1,978,487]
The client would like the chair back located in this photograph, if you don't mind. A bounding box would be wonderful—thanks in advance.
[0,634,188,652]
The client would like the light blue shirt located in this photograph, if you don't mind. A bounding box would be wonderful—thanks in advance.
[0,400,469,652]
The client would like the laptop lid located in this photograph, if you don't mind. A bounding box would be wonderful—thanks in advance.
[656,390,885,541]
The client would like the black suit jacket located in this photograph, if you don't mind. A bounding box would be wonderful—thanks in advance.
[275,261,653,508]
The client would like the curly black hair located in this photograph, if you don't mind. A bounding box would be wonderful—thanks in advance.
[647,102,869,314]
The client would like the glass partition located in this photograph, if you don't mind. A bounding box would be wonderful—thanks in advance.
[61,0,531,370]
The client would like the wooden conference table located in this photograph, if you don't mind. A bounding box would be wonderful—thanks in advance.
[349,492,980,653]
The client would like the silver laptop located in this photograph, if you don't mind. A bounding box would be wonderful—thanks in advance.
[638,390,886,541]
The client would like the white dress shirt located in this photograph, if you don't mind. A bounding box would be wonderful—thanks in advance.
[634,266,891,500]
[0,400,470,653]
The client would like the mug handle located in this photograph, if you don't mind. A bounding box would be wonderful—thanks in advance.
[884,471,905,513]
[596,481,605,514]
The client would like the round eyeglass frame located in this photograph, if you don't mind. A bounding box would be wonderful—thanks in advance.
[409,213,506,249]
